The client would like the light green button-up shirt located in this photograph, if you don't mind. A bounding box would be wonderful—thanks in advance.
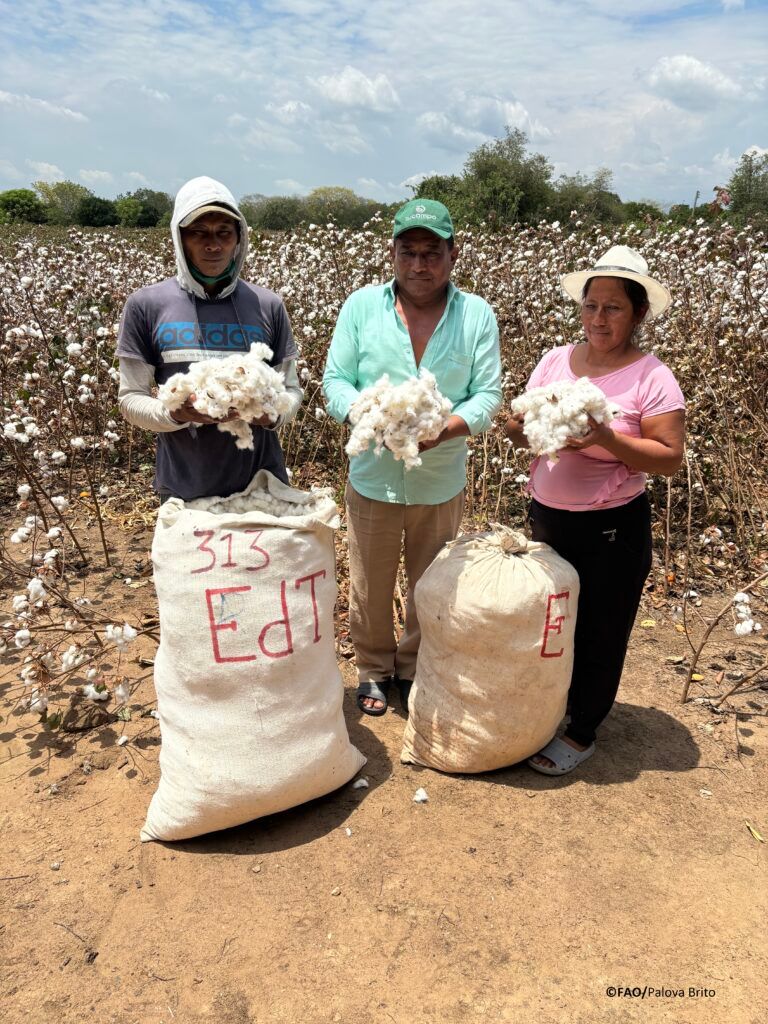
[323,280,502,505]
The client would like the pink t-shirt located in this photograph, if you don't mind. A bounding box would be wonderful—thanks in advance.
[526,345,685,511]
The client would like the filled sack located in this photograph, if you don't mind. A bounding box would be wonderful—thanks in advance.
[141,470,365,842]
[401,526,579,773]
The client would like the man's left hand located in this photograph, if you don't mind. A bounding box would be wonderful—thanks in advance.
[418,430,446,453]
[418,414,470,452]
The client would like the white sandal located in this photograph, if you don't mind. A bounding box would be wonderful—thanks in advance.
[527,737,595,776]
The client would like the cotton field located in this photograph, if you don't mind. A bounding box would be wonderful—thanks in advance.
[1,216,767,725]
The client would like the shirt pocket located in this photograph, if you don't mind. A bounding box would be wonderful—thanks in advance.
[438,351,473,402]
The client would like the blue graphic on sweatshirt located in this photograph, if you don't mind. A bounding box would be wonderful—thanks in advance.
[155,321,266,356]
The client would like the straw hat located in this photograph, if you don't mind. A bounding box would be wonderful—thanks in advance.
[560,245,672,319]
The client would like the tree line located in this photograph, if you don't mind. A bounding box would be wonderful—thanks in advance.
[1,130,766,230]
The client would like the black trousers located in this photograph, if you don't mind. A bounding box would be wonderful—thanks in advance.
[529,493,653,747]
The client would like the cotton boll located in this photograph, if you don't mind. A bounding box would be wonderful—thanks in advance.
[346,370,452,470]
[157,344,292,450]
[104,623,138,649]
[511,377,621,462]
[83,683,109,702]
[187,480,335,521]
[735,619,754,636]
[29,689,48,714]
[60,645,85,671]
[27,578,46,604]
[115,680,131,704]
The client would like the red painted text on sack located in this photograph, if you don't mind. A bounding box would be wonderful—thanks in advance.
[191,527,271,574]
[541,591,570,658]
[203,570,327,665]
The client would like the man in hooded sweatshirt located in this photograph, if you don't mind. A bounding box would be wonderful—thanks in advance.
[117,176,302,501]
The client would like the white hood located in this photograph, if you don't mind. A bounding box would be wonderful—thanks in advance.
[171,176,250,300]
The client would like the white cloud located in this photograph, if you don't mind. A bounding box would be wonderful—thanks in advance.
[457,93,551,142]
[744,144,768,159]
[26,160,64,182]
[0,159,23,181]
[647,55,741,110]
[243,123,301,154]
[267,100,313,125]
[125,171,150,185]
[417,112,487,154]
[274,178,308,194]
[0,90,88,122]
[227,113,248,127]
[721,0,744,10]
[140,85,170,102]
[79,169,114,185]
[399,171,439,190]
[417,92,550,154]
[320,120,371,155]
[313,66,399,112]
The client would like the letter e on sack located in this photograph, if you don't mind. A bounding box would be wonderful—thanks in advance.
[541,591,570,658]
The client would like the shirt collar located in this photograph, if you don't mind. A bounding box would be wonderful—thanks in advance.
[385,278,458,307]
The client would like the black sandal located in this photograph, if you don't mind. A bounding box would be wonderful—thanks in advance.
[356,679,391,717]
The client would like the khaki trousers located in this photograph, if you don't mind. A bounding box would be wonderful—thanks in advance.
[345,483,464,684]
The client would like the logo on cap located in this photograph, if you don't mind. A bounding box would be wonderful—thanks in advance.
[415,205,426,213]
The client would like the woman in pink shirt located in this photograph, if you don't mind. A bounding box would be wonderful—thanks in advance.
[505,246,685,775]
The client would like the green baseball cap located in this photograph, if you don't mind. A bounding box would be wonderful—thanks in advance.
[392,199,454,240]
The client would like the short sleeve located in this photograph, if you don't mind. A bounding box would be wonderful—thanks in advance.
[639,363,685,418]
[271,298,299,365]
[117,292,155,364]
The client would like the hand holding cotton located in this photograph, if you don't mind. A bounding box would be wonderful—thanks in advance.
[157,343,293,449]
[346,370,453,470]
[511,376,621,462]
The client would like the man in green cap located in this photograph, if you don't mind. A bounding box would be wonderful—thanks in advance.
[323,198,502,717]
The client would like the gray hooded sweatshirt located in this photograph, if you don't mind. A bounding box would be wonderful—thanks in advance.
[117,176,302,500]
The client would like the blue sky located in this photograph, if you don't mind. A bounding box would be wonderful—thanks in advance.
[0,0,765,207]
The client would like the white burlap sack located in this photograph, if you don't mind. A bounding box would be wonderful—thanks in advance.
[401,526,579,773]
[141,470,365,842]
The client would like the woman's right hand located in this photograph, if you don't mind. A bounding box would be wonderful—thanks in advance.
[503,413,528,445]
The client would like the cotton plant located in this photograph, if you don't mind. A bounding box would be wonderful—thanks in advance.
[157,343,293,450]
[346,369,453,470]
[104,623,138,649]
[733,592,762,637]
[510,376,622,462]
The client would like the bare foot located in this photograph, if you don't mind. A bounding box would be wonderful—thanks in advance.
[530,736,590,770]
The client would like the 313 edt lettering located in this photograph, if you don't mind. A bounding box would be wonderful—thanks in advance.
[190,527,326,663]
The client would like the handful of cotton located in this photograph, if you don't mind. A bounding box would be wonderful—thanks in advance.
[511,377,621,462]
[346,370,453,470]
[157,343,293,450]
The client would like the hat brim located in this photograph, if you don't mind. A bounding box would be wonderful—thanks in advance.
[180,204,240,228]
[560,269,672,319]
[392,224,454,241]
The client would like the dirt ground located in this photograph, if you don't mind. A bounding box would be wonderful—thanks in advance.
[1,514,767,1024]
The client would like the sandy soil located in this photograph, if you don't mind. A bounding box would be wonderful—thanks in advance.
[1,517,767,1024]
